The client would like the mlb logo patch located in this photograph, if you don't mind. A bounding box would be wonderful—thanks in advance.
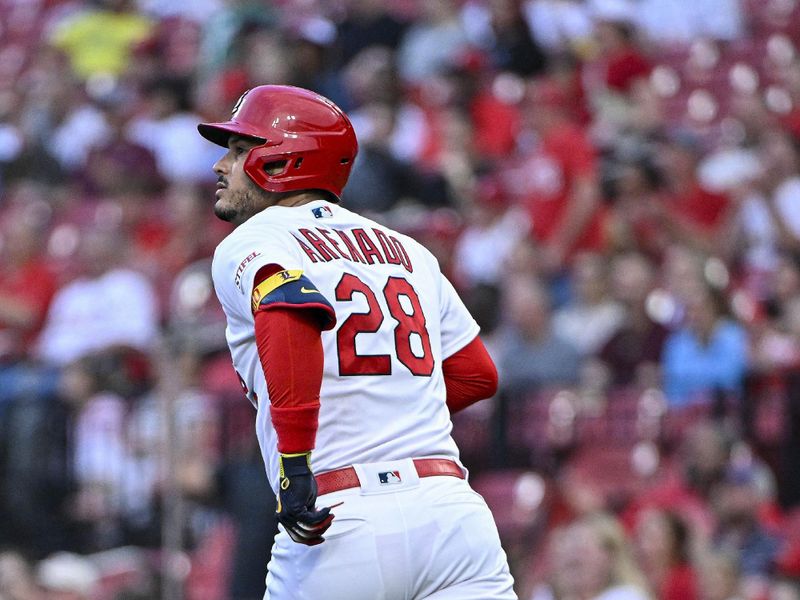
[312,206,333,219]
[378,471,402,485]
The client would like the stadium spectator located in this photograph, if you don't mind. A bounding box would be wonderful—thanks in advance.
[341,102,414,214]
[756,129,800,257]
[48,0,155,80]
[60,355,131,551]
[0,87,66,187]
[605,149,666,259]
[661,282,749,407]
[463,0,548,77]
[334,0,408,68]
[696,550,744,600]
[761,255,800,325]
[396,0,470,85]
[196,1,278,79]
[415,103,476,207]
[453,176,530,289]
[129,183,228,301]
[622,420,727,543]
[553,251,625,357]
[729,127,800,297]
[344,47,433,172]
[658,244,708,327]
[35,227,159,367]
[81,100,161,198]
[0,378,74,558]
[749,289,800,377]
[500,78,604,279]
[283,18,348,107]
[530,512,651,600]
[0,190,62,416]
[634,507,699,600]
[130,16,205,81]
[48,84,112,175]
[127,76,219,184]
[588,15,660,141]
[595,252,668,388]
[653,134,736,259]
[0,196,58,361]
[219,25,293,103]
[127,348,222,546]
[681,421,735,503]
[711,462,781,595]
[593,17,652,95]
[497,276,582,399]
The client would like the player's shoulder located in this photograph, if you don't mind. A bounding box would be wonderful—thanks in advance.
[211,209,301,289]
[344,208,437,264]
[214,210,288,257]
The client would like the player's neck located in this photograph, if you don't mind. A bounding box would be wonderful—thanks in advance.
[275,191,326,208]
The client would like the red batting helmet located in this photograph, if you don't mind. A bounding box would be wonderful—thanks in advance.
[198,85,358,200]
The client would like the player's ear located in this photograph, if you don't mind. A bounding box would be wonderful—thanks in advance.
[264,160,288,176]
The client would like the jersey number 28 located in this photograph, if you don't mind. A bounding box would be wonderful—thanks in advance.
[335,273,434,377]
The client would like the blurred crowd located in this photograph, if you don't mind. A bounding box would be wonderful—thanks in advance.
[1,0,800,598]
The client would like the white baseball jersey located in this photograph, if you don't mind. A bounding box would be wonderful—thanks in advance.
[211,199,479,494]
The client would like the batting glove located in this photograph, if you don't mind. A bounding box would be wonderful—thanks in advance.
[277,452,335,546]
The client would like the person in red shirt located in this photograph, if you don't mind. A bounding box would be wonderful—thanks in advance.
[501,79,605,274]
[635,507,699,600]
[595,19,652,94]
[0,201,58,361]
[654,133,735,257]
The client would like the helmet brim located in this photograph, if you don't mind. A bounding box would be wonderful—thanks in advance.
[197,121,266,148]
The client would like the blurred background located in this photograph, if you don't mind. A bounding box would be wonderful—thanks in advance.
[1,0,800,598]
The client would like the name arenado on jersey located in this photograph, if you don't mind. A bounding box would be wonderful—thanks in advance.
[292,226,414,273]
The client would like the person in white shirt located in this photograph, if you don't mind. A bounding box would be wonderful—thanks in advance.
[36,227,158,366]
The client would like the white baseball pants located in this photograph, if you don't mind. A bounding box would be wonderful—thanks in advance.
[263,458,517,599]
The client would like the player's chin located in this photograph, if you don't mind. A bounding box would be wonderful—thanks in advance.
[213,201,239,223]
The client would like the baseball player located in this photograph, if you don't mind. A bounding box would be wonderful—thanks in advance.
[199,85,516,599]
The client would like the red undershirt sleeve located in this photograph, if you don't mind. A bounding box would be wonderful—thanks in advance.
[255,307,323,454]
[252,259,325,455]
[442,336,499,414]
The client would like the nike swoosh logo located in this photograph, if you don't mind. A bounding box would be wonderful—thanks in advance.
[300,287,320,294]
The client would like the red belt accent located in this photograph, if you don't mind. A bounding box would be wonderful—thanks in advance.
[315,458,464,496]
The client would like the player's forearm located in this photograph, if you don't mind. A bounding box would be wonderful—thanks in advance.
[255,307,324,454]
[443,336,498,413]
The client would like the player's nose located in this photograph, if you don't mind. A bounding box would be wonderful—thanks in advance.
[212,154,230,176]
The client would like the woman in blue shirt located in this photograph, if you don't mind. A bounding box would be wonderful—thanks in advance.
[662,282,748,406]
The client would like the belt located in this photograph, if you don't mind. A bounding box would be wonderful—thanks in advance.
[315,458,464,496]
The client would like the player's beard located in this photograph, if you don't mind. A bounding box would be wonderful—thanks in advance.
[214,186,263,226]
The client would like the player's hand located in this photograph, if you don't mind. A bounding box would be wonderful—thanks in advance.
[277,452,335,546]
